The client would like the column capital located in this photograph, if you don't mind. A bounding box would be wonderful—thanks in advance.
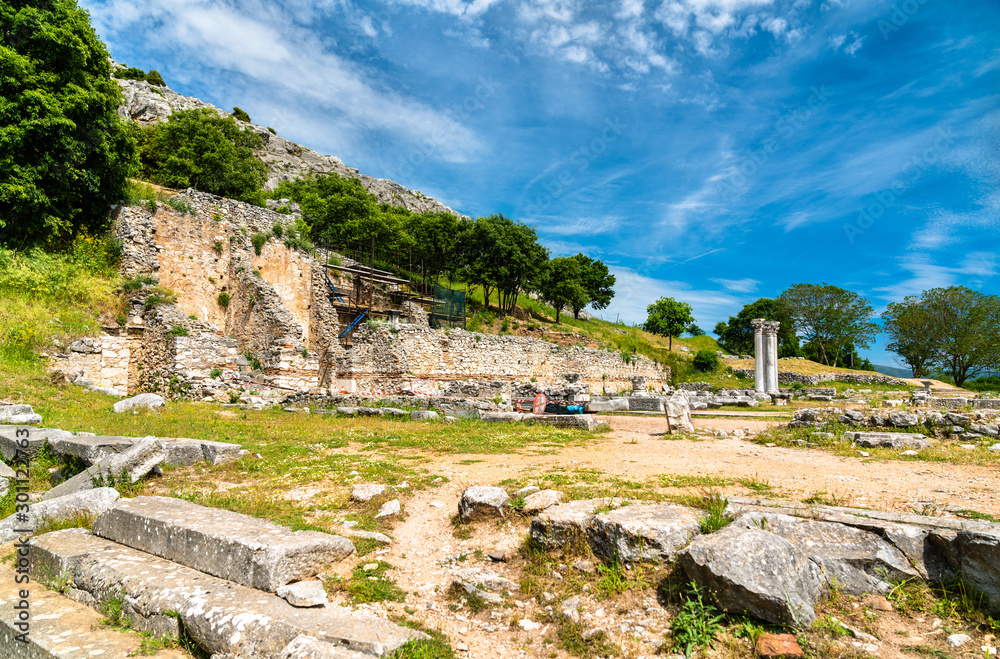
[750,318,766,331]
[762,320,780,336]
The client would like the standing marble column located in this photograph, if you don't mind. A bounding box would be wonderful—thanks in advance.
[751,319,766,393]
[764,321,780,394]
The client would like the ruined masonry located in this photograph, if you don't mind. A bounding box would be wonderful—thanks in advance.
[48,189,668,402]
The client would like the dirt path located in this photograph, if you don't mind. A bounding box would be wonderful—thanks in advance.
[423,415,999,518]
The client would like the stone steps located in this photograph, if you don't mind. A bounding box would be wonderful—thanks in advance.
[31,528,423,657]
[92,496,355,591]
[0,560,184,658]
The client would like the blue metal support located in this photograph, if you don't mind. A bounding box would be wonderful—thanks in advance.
[338,310,368,339]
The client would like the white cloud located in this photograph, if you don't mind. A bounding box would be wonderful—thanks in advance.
[711,277,760,292]
[599,266,743,326]
[391,0,504,19]
[874,253,998,301]
[83,0,481,163]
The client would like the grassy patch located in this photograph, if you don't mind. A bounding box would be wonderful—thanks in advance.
[669,583,725,659]
[698,493,731,534]
[388,628,455,659]
[557,620,619,657]
[330,561,406,604]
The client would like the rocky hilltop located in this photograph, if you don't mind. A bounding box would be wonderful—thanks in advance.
[114,67,461,216]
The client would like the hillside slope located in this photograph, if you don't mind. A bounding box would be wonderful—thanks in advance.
[114,64,462,216]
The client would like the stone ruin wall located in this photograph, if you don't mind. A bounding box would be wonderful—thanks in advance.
[55,190,669,398]
[337,324,668,395]
[729,367,906,387]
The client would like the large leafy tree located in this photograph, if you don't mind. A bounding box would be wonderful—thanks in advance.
[643,297,694,350]
[715,298,800,357]
[779,283,878,367]
[568,253,615,319]
[0,0,136,247]
[538,256,588,324]
[461,214,547,316]
[921,286,1000,386]
[138,108,266,203]
[881,295,941,378]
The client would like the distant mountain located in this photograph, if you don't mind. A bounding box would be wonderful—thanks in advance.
[112,62,462,217]
[873,364,913,379]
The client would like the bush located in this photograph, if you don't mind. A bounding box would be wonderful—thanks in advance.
[137,109,266,204]
[251,233,268,256]
[1,1,137,247]
[231,107,251,123]
[167,325,188,337]
[692,349,720,373]
[217,291,230,308]
[165,196,196,215]
[145,69,165,86]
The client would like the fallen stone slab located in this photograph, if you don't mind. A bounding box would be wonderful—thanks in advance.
[589,503,702,563]
[530,498,626,549]
[336,407,359,416]
[459,486,509,522]
[0,426,72,461]
[480,412,524,423]
[0,404,42,425]
[42,436,166,500]
[843,431,932,450]
[277,580,328,607]
[112,393,165,413]
[341,527,392,545]
[627,396,664,412]
[584,398,628,413]
[679,525,824,626]
[281,634,377,658]
[411,410,439,421]
[0,559,150,658]
[380,408,409,418]
[0,460,13,479]
[452,567,517,593]
[159,437,244,466]
[0,487,120,544]
[30,530,423,657]
[49,434,134,464]
[956,530,1000,614]
[521,489,564,514]
[92,495,355,591]
[731,512,920,595]
[523,414,609,431]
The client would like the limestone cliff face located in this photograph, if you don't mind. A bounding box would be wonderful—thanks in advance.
[114,72,462,216]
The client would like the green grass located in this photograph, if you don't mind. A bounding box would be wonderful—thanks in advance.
[388,628,456,659]
[332,561,406,604]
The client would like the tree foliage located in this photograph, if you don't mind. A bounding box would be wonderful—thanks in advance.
[0,0,136,247]
[715,298,800,358]
[881,295,941,378]
[567,253,615,319]
[911,286,998,386]
[137,108,266,204]
[779,283,878,367]
[538,256,588,324]
[643,297,694,349]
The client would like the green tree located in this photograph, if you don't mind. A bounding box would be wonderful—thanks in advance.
[567,253,615,319]
[137,108,266,204]
[921,286,1000,386]
[0,0,136,247]
[460,214,547,316]
[538,256,588,324]
[716,298,799,358]
[779,283,878,367]
[692,348,719,372]
[882,296,941,378]
[643,297,694,350]
[686,323,705,337]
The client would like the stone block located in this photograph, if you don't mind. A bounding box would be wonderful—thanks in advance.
[842,432,932,450]
[49,435,135,464]
[589,503,702,563]
[159,437,244,466]
[0,427,72,461]
[521,490,564,514]
[112,393,165,413]
[411,410,439,421]
[529,498,625,549]
[92,496,355,591]
[0,488,120,544]
[351,484,387,502]
[30,530,422,656]
[0,404,42,425]
[42,437,166,500]
[458,486,509,522]
[627,396,664,412]
[679,525,824,627]
[277,580,328,607]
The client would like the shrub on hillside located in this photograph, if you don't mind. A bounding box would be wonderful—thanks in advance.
[692,349,720,373]
[137,109,266,205]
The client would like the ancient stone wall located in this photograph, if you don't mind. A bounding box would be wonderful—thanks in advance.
[337,324,668,394]
[729,368,905,387]
[49,334,132,393]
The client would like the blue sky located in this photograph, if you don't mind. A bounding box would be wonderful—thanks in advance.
[83,0,999,366]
